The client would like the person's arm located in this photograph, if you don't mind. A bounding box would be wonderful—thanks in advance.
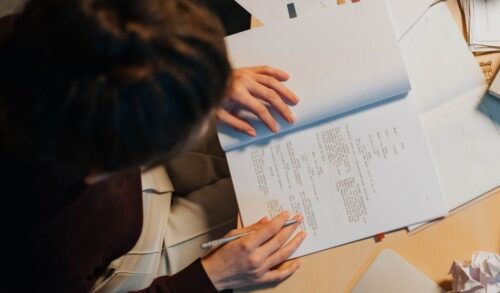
[130,258,218,293]
[132,212,305,292]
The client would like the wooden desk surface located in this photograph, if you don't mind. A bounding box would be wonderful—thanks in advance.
[238,1,500,292]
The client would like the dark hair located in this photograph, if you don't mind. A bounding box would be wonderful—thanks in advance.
[0,0,230,173]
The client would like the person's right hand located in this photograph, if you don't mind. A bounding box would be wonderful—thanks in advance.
[201,211,306,291]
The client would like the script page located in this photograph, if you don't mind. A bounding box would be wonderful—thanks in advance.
[227,93,447,258]
[218,0,409,151]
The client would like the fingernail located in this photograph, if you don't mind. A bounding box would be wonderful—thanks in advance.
[260,216,269,223]
[294,95,300,103]
[300,231,307,239]
[273,124,280,133]
[247,129,256,137]
[281,211,290,217]
[288,113,296,124]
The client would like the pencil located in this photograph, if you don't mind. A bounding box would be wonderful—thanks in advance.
[201,219,299,249]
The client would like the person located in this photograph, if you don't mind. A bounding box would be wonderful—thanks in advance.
[0,0,306,292]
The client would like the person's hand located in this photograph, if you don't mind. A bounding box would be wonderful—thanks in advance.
[216,66,300,136]
[201,211,306,291]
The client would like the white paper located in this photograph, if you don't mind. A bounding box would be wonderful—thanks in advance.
[235,0,434,39]
[384,0,435,39]
[398,2,486,114]
[219,0,409,151]
[227,93,447,258]
[399,3,500,230]
[460,0,500,53]
[448,251,500,293]
[471,0,500,43]
[352,249,445,293]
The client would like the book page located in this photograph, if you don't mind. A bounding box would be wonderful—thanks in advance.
[398,3,500,229]
[219,0,410,151]
[227,93,447,258]
[422,91,500,210]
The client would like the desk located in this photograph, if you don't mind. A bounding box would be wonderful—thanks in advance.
[237,1,500,292]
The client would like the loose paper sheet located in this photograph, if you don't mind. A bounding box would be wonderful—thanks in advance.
[449,251,500,293]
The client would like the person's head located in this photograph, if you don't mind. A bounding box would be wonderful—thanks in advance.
[0,0,230,176]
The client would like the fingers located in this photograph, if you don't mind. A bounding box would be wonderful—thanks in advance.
[245,211,291,249]
[263,229,306,270]
[219,66,299,136]
[247,216,270,230]
[257,214,303,256]
[252,66,290,82]
[254,74,299,105]
[201,211,304,290]
[256,259,303,283]
[216,108,256,137]
[247,79,296,124]
[232,86,280,133]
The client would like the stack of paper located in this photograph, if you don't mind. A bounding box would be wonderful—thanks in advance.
[459,0,500,52]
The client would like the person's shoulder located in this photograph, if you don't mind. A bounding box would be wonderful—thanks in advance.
[0,14,17,43]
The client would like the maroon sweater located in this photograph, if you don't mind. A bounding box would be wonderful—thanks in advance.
[1,154,217,292]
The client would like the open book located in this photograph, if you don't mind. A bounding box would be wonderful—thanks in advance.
[231,0,500,233]
[218,0,448,258]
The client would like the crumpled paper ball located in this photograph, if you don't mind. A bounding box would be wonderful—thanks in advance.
[448,251,500,293]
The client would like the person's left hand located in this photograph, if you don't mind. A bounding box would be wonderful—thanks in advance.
[216,66,300,137]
